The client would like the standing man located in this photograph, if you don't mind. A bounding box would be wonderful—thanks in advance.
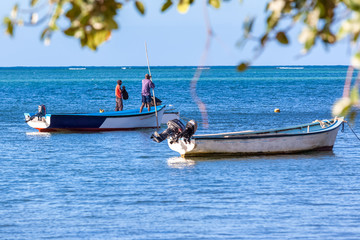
[140,74,155,113]
[115,80,123,111]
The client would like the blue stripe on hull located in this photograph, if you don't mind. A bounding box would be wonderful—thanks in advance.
[48,115,106,129]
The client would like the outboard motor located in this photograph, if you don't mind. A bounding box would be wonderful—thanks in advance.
[151,119,185,143]
[151,119,198,144]
[178,119,198,144]
[26,104,46,122]
[37,105,46,118]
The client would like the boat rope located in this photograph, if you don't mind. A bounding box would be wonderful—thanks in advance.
[346,121,360,142]
[313,119,331,128]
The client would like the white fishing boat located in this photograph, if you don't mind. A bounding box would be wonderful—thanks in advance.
[151,99,180,124]
[165,117,344,157]
[24,105,166,132]
[162,108,180,124]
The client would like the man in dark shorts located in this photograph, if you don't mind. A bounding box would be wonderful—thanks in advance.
[140,74,155,113]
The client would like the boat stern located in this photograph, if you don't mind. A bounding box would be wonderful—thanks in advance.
[168,138,196,156]
[24,113,51,131]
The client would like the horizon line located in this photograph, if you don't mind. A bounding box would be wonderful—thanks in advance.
[0,64,350,68]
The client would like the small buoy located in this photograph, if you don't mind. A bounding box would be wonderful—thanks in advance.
[99,109,104,113]
[274,108,280,113]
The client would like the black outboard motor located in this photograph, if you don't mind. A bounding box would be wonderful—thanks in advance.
[26,105,46,122]
[178,119,198,144]
[151,119,185,143]
[37,105,46,117]
[151,119,198,144]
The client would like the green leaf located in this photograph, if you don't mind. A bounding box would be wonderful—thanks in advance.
[64,27,77,37]
[65,4,81,20]
[93,30,109,48]
[161,0,173,12]
[3,17,11,24]
[266,12,279,30]
[135,1,145,15]
[283,2,292,13]
[343,0,360,11]
[106,19,118,30]
[306,8,320,28]
[353,32,360,43]
[79,15,91,25]
[48,21,59,31]
[320,31,336,44]
[298,27,316,52]
[243,17,254,38]
[86,33,97,50]
[261,33,268,46]
[237,62,248,71]
[31,0,39,7]
[351,52,360,69]
[292,12,302,22]
[178,0,190,14]
[41,28,49,39]
[209,0,221,9]
[332,97,351,117]
[11,4,18,19]
[276,31,289,44]
[6,21,14,36]
[80,35,87,47]
[4,17,14,36]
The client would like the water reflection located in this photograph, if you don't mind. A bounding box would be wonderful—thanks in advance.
[167,157,196,169]
[25,132,51,138]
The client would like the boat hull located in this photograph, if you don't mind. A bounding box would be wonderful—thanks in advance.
[162,111,180,124]
[25,105,165,132]
[168,118,344,157]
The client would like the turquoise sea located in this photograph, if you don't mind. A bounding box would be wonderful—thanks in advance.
[1,66,360,239]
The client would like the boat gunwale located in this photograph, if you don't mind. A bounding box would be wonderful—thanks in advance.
[25,105,166,118]
[193,118,343,140]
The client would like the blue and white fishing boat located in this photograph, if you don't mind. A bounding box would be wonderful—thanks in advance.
[24,105,166,132]
[163,117,344,157]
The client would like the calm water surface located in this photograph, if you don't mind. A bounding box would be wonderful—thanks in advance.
[0,66,360,239]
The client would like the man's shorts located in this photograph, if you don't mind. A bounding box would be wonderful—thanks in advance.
[142,95,152,103]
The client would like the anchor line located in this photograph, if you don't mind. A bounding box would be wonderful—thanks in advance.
[346,121,360,142]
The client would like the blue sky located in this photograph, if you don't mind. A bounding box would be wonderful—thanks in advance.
[0,0,352,66]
